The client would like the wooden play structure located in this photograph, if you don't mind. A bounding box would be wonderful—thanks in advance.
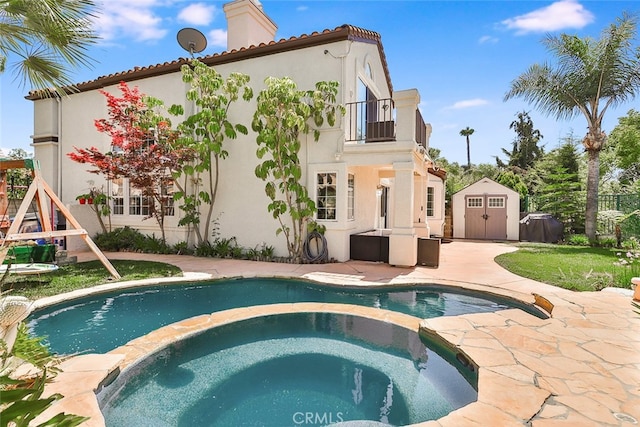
[0,159,120,279]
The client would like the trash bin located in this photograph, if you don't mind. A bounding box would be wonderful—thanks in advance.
[417,238,441,267]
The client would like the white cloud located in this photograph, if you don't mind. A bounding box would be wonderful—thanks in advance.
[296,6,308,12]
[446,99,489,110]
[501,0,594,34]
[478,35,498,44]
[208,29,227,49]
[178,3,217,26]
[93,0,167,42]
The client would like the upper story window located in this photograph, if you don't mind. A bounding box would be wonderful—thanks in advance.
[317,172,336,220]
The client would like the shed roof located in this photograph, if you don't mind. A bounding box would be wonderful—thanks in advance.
[452,177,519,197]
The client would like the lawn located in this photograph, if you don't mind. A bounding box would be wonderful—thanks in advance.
[495,242,637,292]
[0,260,182,300]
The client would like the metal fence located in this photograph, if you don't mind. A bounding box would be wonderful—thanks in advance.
[524,193,640,236]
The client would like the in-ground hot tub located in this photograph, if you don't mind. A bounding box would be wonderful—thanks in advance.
[98,311,478,427]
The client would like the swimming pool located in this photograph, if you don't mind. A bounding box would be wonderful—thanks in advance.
[98,311,478,426]
[27,278,543,354]
[28,277,544,355]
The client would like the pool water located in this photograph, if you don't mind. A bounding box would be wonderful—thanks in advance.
[98,312,478,426]
[28,277,538,355]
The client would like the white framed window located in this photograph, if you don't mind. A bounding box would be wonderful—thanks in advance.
[110,177,124,215]
[467,197,483,208]
[488,197,505,208]
[110,178,175,217]
[317,172,337,220]
[347,174,355,220]
[427,187,434,217]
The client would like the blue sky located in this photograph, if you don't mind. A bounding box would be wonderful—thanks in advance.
[0,0,638,165]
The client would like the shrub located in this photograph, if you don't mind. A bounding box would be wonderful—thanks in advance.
[623,237,640,250]
[173,241,193,255]
[194,242,216,257]
[94,226,146,251]
[213,237,237,258]
[597,237,618,248]
[138,234,173,254]
[614,250,640,288]
[1,325,88,426]
[565,234,590,246]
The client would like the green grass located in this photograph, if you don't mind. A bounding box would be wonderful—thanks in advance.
[0,260,182,300]
[495,243,636,292]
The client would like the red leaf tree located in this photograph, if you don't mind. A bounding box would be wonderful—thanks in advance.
[68,81,194,242]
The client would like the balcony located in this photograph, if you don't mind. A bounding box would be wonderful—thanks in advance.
[346,97,427,149]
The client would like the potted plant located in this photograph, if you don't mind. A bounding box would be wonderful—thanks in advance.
[76,193,92,204]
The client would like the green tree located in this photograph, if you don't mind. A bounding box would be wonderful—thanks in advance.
[252,77,343,261]
[504,13,640,241]
[69,82,194,243]
[170,59,253,246]
[608,109,640,191]
[534,141,584,234]
[499,111,544,170]
[0,0,97,94]
[5,148,32,200]
[459,127,474,169]
[496,170,529,210]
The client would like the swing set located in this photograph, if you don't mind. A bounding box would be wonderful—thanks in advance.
[0,159,120,279]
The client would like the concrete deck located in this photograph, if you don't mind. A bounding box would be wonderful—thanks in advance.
[35,241,640,426]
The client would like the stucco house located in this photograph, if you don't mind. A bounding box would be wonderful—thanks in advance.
[28,0,445,267]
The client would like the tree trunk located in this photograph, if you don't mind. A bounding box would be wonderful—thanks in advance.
[584,148,600,241]
[466,136,471,169]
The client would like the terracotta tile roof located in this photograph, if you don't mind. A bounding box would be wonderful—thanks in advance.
[27,24,393,100]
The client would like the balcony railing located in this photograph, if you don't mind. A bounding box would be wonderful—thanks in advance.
[346,98,428,149]
[346,98,395,143]
[415,109,427,149]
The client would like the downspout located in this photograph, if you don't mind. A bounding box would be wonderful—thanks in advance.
[56,96,62,230]
[323,41,352,159]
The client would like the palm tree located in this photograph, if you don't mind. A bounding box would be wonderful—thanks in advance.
[0,0,98,95]
[459,127,474,169]
[504,13,640,241]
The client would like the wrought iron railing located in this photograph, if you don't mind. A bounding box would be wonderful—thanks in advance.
[598,194,640,213]
[415,109,427,149]
[345,98,428,150]
[345,98,395,143]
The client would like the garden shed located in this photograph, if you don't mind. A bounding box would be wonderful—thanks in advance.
[452,177,520,241]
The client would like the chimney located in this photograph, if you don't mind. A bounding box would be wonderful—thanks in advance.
[223,0,277,51]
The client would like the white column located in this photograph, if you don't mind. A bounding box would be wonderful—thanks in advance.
[389,161,417,267]
[392,89,419,143]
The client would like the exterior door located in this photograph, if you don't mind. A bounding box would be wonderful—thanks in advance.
[464,194,507,239]
[380,186,389,229]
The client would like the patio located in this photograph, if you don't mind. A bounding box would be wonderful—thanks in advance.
[35,240,640,426]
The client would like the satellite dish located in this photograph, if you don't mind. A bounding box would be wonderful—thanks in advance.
[177,28,207,56]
